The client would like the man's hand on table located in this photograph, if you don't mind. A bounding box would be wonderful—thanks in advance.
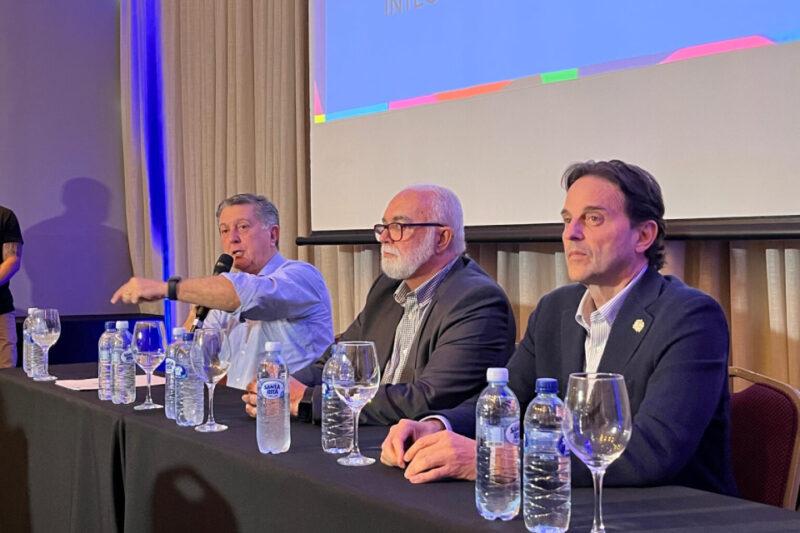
[380,419,477,483]
[242,375,307,417]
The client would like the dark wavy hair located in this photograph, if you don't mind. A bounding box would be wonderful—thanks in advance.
[562,160,666,270]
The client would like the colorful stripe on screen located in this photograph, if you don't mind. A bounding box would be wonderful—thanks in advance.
[317,34,788,123]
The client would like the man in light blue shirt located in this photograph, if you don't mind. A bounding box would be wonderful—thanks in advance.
[112,194,333,389]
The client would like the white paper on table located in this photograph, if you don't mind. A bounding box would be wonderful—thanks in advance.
[55,375,166,391]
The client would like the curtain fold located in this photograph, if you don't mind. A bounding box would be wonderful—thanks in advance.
[119,1,800,387]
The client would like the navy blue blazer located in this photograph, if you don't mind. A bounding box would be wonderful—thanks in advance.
[440,268,738,495]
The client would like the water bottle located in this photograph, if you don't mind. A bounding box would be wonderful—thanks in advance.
[523,378,571,532]
[475,367,521,521]
[256,341,290,454]
[321,345,354,453]
[97,321,116,400]
[111,321,136,405]
[22,307,42,377]
[175,332,204,427]
[164,327,185,420]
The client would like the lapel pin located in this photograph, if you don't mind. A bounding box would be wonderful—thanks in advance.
[632,319,645,333]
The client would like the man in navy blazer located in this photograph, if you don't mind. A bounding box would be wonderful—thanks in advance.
[380,160,737,496]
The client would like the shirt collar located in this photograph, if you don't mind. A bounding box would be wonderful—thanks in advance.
[394,256,459,306]
[575,265,648,330]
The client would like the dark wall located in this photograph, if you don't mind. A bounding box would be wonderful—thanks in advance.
[15,315,163,366]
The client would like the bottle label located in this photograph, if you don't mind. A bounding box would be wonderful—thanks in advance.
[120,350,134,364]
[165,359,175,374]
[505,420,520,446]
[174,364,188,380]
[259,379,285,399]
[322,381,334,400]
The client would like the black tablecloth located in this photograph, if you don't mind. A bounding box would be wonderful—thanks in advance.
[2,364,800,532]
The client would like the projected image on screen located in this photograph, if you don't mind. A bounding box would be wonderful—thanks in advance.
[312,0,800,124]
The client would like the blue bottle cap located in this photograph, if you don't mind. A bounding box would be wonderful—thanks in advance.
[535,378,558,394]
[182,332,194,342]
[105,321,116,330]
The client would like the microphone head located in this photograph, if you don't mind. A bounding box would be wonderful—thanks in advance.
[213,253,234,275]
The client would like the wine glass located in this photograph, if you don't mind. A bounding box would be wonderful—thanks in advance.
[562,373,632,533]
[132,321,167,410]
[191,328,231,432]
[30,308,61,382]
[331,341,380,466]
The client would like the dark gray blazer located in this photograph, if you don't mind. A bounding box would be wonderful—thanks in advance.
[294,255,516,425]
[439,268,738,496]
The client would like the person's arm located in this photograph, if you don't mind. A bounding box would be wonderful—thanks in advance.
[0,241,22,285]
[225,262,331,322]
[379,304,542,483]
[584,293,730,488]
[111,275,240,310]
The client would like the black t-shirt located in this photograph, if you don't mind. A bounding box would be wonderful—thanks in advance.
[0,206,23,314]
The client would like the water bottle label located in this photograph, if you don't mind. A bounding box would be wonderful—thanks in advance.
[505,421,520,446]
[120,351,134,364]
[174,364,188,380]
[322,381,334,400]
[165,359,175,374]
[259,379,285,399]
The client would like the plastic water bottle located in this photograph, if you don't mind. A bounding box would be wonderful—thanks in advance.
[175,332,204,426]
[523,378,571,532]
[321,344,354,453]
[111,321,135,405]
[97,321,116,400]
[22,307,41,377]
[164,327,185,420]
[257,341,290,454]
[475,367,521,521]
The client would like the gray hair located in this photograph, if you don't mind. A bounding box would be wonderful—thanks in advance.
[215,194,280,227]
[403,184,466,254]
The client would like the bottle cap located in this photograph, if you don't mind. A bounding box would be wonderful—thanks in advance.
[486,367,508,383]
[27,307,38,314]
[264,341,282,352]
[105,321,116,330]
[172,326,185,337]
[115,320,129,330]
[535,378,558,394]
[183,332,194,342]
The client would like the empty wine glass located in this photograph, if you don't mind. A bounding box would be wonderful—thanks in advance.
[192,328,231,432]
[132,320,166,410]
[562,373,632,533]
[30,308,61,382]
[331,341,380,466]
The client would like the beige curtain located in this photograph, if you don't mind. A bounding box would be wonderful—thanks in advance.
[120,1,800,387]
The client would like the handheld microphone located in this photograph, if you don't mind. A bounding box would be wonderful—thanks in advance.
[190,253,234,332]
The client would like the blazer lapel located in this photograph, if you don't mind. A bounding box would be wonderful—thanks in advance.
[560,308,586,385]
[597,269,663,374]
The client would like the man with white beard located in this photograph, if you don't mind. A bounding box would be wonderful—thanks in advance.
[242,185,516,425]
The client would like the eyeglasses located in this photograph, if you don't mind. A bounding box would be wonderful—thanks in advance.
[373,222,445,242]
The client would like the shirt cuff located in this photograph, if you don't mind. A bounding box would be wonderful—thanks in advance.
[421,414,452,432]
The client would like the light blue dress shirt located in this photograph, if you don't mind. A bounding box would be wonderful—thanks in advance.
[204,253,334,389]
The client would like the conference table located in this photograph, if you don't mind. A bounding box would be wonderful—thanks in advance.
[1,364,799,532]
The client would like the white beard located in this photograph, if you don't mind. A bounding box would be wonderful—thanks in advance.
[381,229,437,280]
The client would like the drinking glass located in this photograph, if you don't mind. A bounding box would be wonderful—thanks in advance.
[331,341,380,466]
[191,328,231,432]
[31,308,61,382]
[132,320,167,410]
[562,373,632,533]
